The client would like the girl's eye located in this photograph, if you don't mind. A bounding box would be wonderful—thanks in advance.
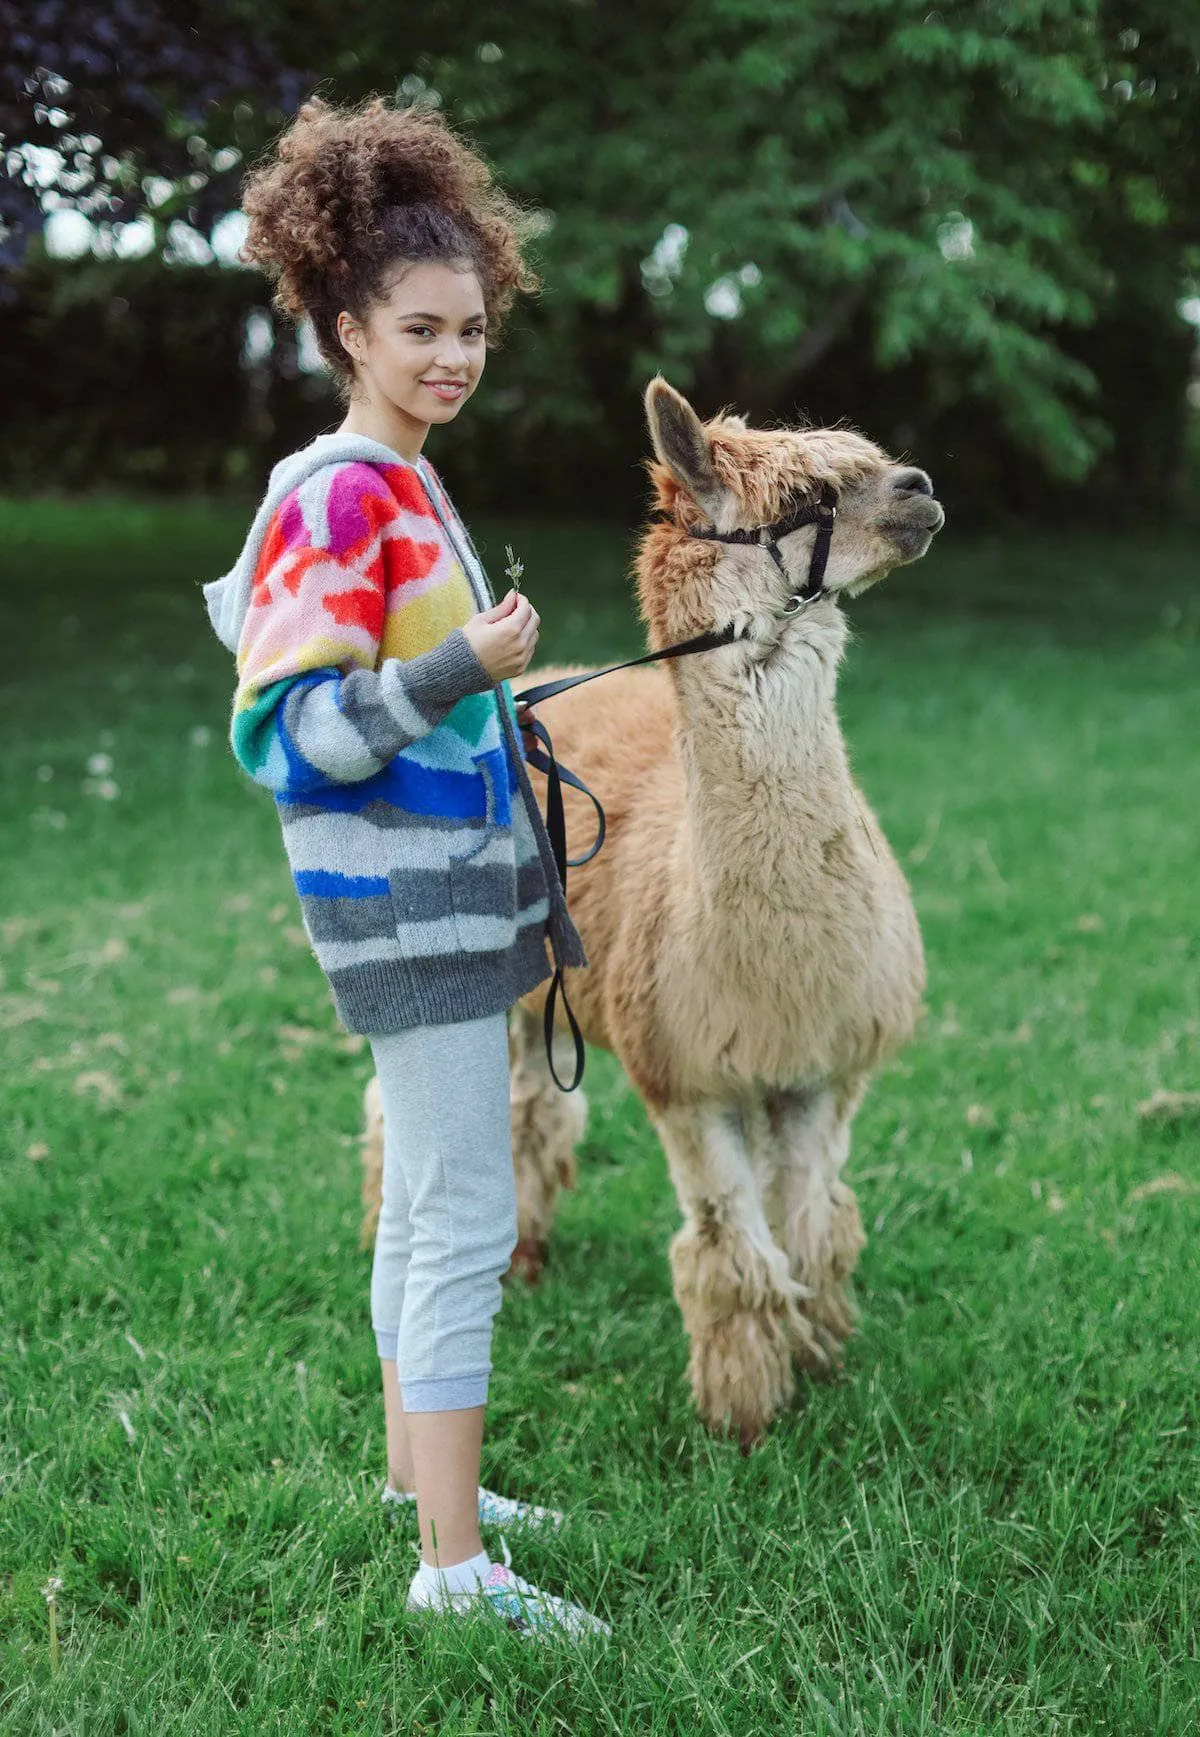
[407,326,434,338]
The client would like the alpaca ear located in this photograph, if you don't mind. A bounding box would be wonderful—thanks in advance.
[644,376,725,516]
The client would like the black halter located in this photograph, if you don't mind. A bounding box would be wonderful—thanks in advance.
[686,482,838,607]
[513,483,840,1092]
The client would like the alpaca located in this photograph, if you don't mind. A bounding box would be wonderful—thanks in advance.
[361,378,943,1443]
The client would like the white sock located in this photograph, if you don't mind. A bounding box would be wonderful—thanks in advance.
[382,1484,417,1505]
[417,1548,491,1595]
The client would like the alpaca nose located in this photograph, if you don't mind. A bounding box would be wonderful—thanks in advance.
[891,467,934,496]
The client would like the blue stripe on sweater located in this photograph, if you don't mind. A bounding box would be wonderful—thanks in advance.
[278,747,509,820]
[294,870,390,897]
[274,670,336,796]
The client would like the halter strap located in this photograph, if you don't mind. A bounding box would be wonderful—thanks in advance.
[687,482,838,605]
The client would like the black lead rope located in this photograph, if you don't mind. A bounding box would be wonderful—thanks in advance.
[514,621,739,1093]
[512,483,838,1093]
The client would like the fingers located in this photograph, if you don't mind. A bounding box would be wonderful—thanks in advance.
[483,590,539,629]
[511,598,539,647]
[478,588,540,682]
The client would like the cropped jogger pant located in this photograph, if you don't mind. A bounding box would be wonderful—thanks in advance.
[367,1009,518,1413]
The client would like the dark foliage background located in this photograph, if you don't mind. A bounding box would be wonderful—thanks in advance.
[3,1,1198,522]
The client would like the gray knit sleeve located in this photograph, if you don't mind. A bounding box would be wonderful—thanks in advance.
[235,629,496,793]
[280,630,495,784]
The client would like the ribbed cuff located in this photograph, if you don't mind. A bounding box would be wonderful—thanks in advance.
[400,1370,490,1412]
[387,627,495,721]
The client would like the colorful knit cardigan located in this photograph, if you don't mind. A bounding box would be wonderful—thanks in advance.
[202,436,587,1033]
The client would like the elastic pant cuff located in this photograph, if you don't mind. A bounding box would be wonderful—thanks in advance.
[399,1370,490,1413]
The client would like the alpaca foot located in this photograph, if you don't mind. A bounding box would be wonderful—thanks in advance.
[671,1216,811,1441]
[508,1236,549,1285]
[788,1182,866,1375]
[687,1302,798,1447]
[784,1304,839,1377]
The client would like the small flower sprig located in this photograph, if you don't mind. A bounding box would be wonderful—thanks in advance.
[42,1576,62,1673]
[504,544,524,594]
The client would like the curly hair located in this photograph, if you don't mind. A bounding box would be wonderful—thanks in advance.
[240,93,541,390]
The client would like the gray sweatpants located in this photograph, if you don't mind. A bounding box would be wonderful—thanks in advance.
[367,1010,518,1413]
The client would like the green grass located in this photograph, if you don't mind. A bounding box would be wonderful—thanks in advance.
[1,495,1198,1733]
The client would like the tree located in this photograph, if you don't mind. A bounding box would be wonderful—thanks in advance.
[4,1,1197,509]
[0,2,306,274]
[402,0,1199,489]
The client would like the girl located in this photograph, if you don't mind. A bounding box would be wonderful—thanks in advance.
[201,94,608,1642]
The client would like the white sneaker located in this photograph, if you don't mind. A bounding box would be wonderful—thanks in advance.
[382,1483,565,1532]
[406,1540,610,1644]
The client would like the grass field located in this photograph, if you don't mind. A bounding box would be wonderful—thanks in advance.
[1,495,1198,1733]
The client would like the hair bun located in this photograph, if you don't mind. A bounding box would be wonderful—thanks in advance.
[240,93,538,341]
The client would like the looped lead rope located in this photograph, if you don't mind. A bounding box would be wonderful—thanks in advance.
[515,623,739,1092]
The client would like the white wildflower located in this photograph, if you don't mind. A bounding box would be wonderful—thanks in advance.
[86,752,114,775]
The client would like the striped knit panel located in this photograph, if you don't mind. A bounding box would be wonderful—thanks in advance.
[277,789,553,1031]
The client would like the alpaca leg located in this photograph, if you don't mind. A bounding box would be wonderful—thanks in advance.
[761,1085,867,1372]
[359,1073,385,1252]
[506,1002,589,1285]
[654,1100,814,1447]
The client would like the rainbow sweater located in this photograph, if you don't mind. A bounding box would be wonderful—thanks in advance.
[200,431,586,1033]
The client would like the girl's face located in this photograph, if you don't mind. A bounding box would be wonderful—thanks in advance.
[337,260,487,444]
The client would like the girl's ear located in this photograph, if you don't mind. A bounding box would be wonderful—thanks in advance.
[336,309,363,366]
[644,375,730,522]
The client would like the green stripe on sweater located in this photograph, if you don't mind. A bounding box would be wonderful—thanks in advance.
[231,674,299,777]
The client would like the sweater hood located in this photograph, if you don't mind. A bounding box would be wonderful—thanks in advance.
[200,432,423,654]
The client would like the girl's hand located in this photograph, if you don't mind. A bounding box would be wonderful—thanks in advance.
[462,588,541,684]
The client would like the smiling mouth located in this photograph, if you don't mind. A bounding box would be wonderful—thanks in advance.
[423,380,467,397]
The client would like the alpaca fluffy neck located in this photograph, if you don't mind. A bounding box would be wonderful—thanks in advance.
[669,603,858,905]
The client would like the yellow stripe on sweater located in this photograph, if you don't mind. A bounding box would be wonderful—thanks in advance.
[380,564,477,663]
